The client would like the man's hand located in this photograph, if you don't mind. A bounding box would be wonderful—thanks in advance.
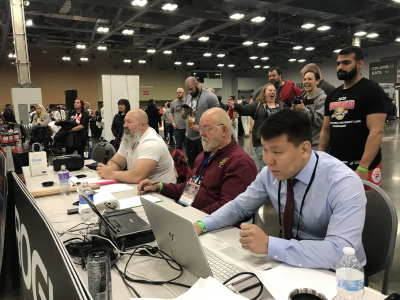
[194,222,202,236]
[292,100,306,111]
[239,224,269,254]
[96,163,114,179]
[355,168,368,181]
[172,123,177,129]
[137,179,159,195]
[228,100,234,108]
[190,124,199,132]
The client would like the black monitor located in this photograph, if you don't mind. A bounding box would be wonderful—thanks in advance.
[0,152,7,274]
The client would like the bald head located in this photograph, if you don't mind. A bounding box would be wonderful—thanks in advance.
[185,76,197,86]
[176,87,185,99]
[127,109,148,125]
[207,88,216,94]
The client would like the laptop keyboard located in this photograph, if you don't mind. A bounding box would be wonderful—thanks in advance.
[203,247,245,282]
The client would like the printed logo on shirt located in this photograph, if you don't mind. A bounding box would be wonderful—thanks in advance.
[371,167,381,184]
[331,107,348,120]
[329,99,355,120]
[218,157,229,167]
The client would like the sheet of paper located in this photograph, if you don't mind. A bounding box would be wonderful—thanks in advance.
[118,195,162,209]
[93,191,116,205]
[131,277,247,300]
[70,176,116,185]
[254,264,337,300]
[98,183,134,193]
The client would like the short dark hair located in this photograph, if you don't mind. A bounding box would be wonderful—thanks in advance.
[303,70,321,81]
[117,99,131,111]
[217,95,222,101]
[338,46,364,61]
[268,66,283,76]
[167,102,171,108]
[230,95,236,100]
[258,109,312,146]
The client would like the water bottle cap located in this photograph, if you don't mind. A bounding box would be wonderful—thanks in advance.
[343,247,355,255]
[82,181,89,187]
[61,165,66,170]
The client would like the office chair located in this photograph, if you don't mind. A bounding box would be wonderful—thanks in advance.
[362,180,398,295]
[91,142,116,164]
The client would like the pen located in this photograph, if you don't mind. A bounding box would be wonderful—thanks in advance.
[142,182,160,190]
[239,282,263,293]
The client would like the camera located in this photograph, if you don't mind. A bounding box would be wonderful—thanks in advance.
[290,97,314,106]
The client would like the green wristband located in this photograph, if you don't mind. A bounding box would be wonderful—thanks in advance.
[157,182,163,193]
[197,221,206,233]
[357,166,369,173]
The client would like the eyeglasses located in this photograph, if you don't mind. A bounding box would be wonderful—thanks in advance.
[198,124,224,134]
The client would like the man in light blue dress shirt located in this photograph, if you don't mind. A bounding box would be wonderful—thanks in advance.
[195,109,366,270]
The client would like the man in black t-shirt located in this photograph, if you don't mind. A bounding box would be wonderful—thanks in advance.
[319,46,387,186]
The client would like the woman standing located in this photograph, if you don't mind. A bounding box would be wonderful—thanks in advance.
[228,84,284,172]
[111,99,130,150]
[292,71,326,149]
[31,104,51,157]
[66,99,89,155]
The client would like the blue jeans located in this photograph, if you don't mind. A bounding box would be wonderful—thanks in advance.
[174,129,186,150]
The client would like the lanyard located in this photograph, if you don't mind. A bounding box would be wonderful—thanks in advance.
[193,153,214,181]
[277,152,319,239]
[189,88,203,111]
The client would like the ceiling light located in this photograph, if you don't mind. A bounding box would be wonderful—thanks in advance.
[179,34,190,40]
[131,0,147,7]
[251,16,265,23]
[333,49,342,53]
[293,45,303,50]
[62,56,70,61]
[124,59,131,63]
[230,13,244,20]
[187,62,194,66]
[122,29,134,35]
[203,52,212,57]
[305,46,315,51]
[301,23,315,29]
[174,61,182,65]
[163,50,172,54]
[258,42,268,47]
[23,1,30,6]
[162,3,178,11]
[97,27,109,33]
[243,41,253,46]
[228,64,235,68]
[354,31,367,36]
[80,57,88,61]
[217,64,224,67]
[147,49,156,53]
[261,57,269,61]
[366,33,379,38]
[97,45,107,51]
[393,0,400,2]
[317,25,331,31]
[76,44,86,49]
[250,56,258,60]
[138,60,146,64]
[298,59,306,63]
[263,65,270,69]
[8,53,16,59]
[288,58,297,62]
[396,37,400,42]
[26,19,33,26]
[254,65,261,68]
[217,53,225,58]
[198,36,209,42]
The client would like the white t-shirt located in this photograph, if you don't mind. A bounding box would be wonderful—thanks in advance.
[117,127,176,183]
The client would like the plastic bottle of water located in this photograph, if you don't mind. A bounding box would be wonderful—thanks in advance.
[336,247,365,299]
[57,165,70,199]
[78,182,95,223]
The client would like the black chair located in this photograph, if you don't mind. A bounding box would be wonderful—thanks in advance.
[91,142,116,164]
[362,180,398,294]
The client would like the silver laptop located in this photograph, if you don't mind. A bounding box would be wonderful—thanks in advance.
[140,197,272,282]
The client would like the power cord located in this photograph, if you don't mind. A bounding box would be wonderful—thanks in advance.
[223,272,264,300]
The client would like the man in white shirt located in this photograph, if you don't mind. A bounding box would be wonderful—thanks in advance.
[96,109,176,184]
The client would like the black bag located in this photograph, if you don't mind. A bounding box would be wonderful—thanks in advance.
[53,154,84,171]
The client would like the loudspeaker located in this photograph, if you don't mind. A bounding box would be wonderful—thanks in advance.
[65,90,78,110]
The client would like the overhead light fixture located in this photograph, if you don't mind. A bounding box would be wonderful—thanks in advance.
[258,42,268,47]
[97,27,109,33]
[138,60,146,64]
[230,13,244,20]
[263,65,270,69]
[162,3,178,11]
[251,16,265,23]
[203,52,212,57]
[80,57,88,61]
[298,59,306,63]
[24,1,30,6]
[317,25,331,31]
[198,36,209,42]
[131,0,147,7]
[261,57,269,61]
[293,45,303,50]
[122,29,134,35]
[301,22,315,29]
[26,19,33,26]
[228,64,235,68]
[288,58,297,62]
[8,53,16,59]
[250,56,258,60]
[366,33,379,38]
[243,41,253,46]
[163,50,172,54]
[305,46,315,51]
[62,56,71,61]
[179,34,190,40]
[396,37,400,42]
[174,61,182,65]
[254,65,261,68]
[393,0,400,2]
[354,31,367,36]
[97,45,107,51]
[217,53,225,58]
[217,64,224,67]
[187,62,194,66]
[76,44,86,49]
[147,49,156,53]
[333,49,342,53]
[124,59,132,63]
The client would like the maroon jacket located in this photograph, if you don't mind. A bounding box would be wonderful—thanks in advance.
[162,139,257,214]
[279,80,303,104]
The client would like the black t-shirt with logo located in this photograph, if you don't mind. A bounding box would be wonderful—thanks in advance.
[324,77,387,170]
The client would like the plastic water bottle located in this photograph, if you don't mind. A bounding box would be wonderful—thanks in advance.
[336,247,365,299]
[78,182,95,223]
[87,250,111,300]
[57,165,70,199]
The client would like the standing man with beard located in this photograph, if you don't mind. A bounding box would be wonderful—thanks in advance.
[319,46,387,186]
[169,88,186,150]
[181,76,219,169]
[96,109,176,184]
[138,108,257,214]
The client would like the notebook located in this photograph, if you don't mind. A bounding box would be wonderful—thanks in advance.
[140,197,272,282]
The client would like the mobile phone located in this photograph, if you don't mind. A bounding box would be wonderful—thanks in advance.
[181,104,192,110]
[76,174,87,178]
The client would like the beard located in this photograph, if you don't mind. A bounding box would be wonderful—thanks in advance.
[201,133,223,152]
[121,127,142,149]
[190,86,200,98]
[337,65,357,81]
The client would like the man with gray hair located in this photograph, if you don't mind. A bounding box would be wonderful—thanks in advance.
[97,109,176,183]
[139,107,257,214]
[181,76,220,168]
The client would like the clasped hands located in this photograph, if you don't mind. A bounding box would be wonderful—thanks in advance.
[96,163,114,179]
